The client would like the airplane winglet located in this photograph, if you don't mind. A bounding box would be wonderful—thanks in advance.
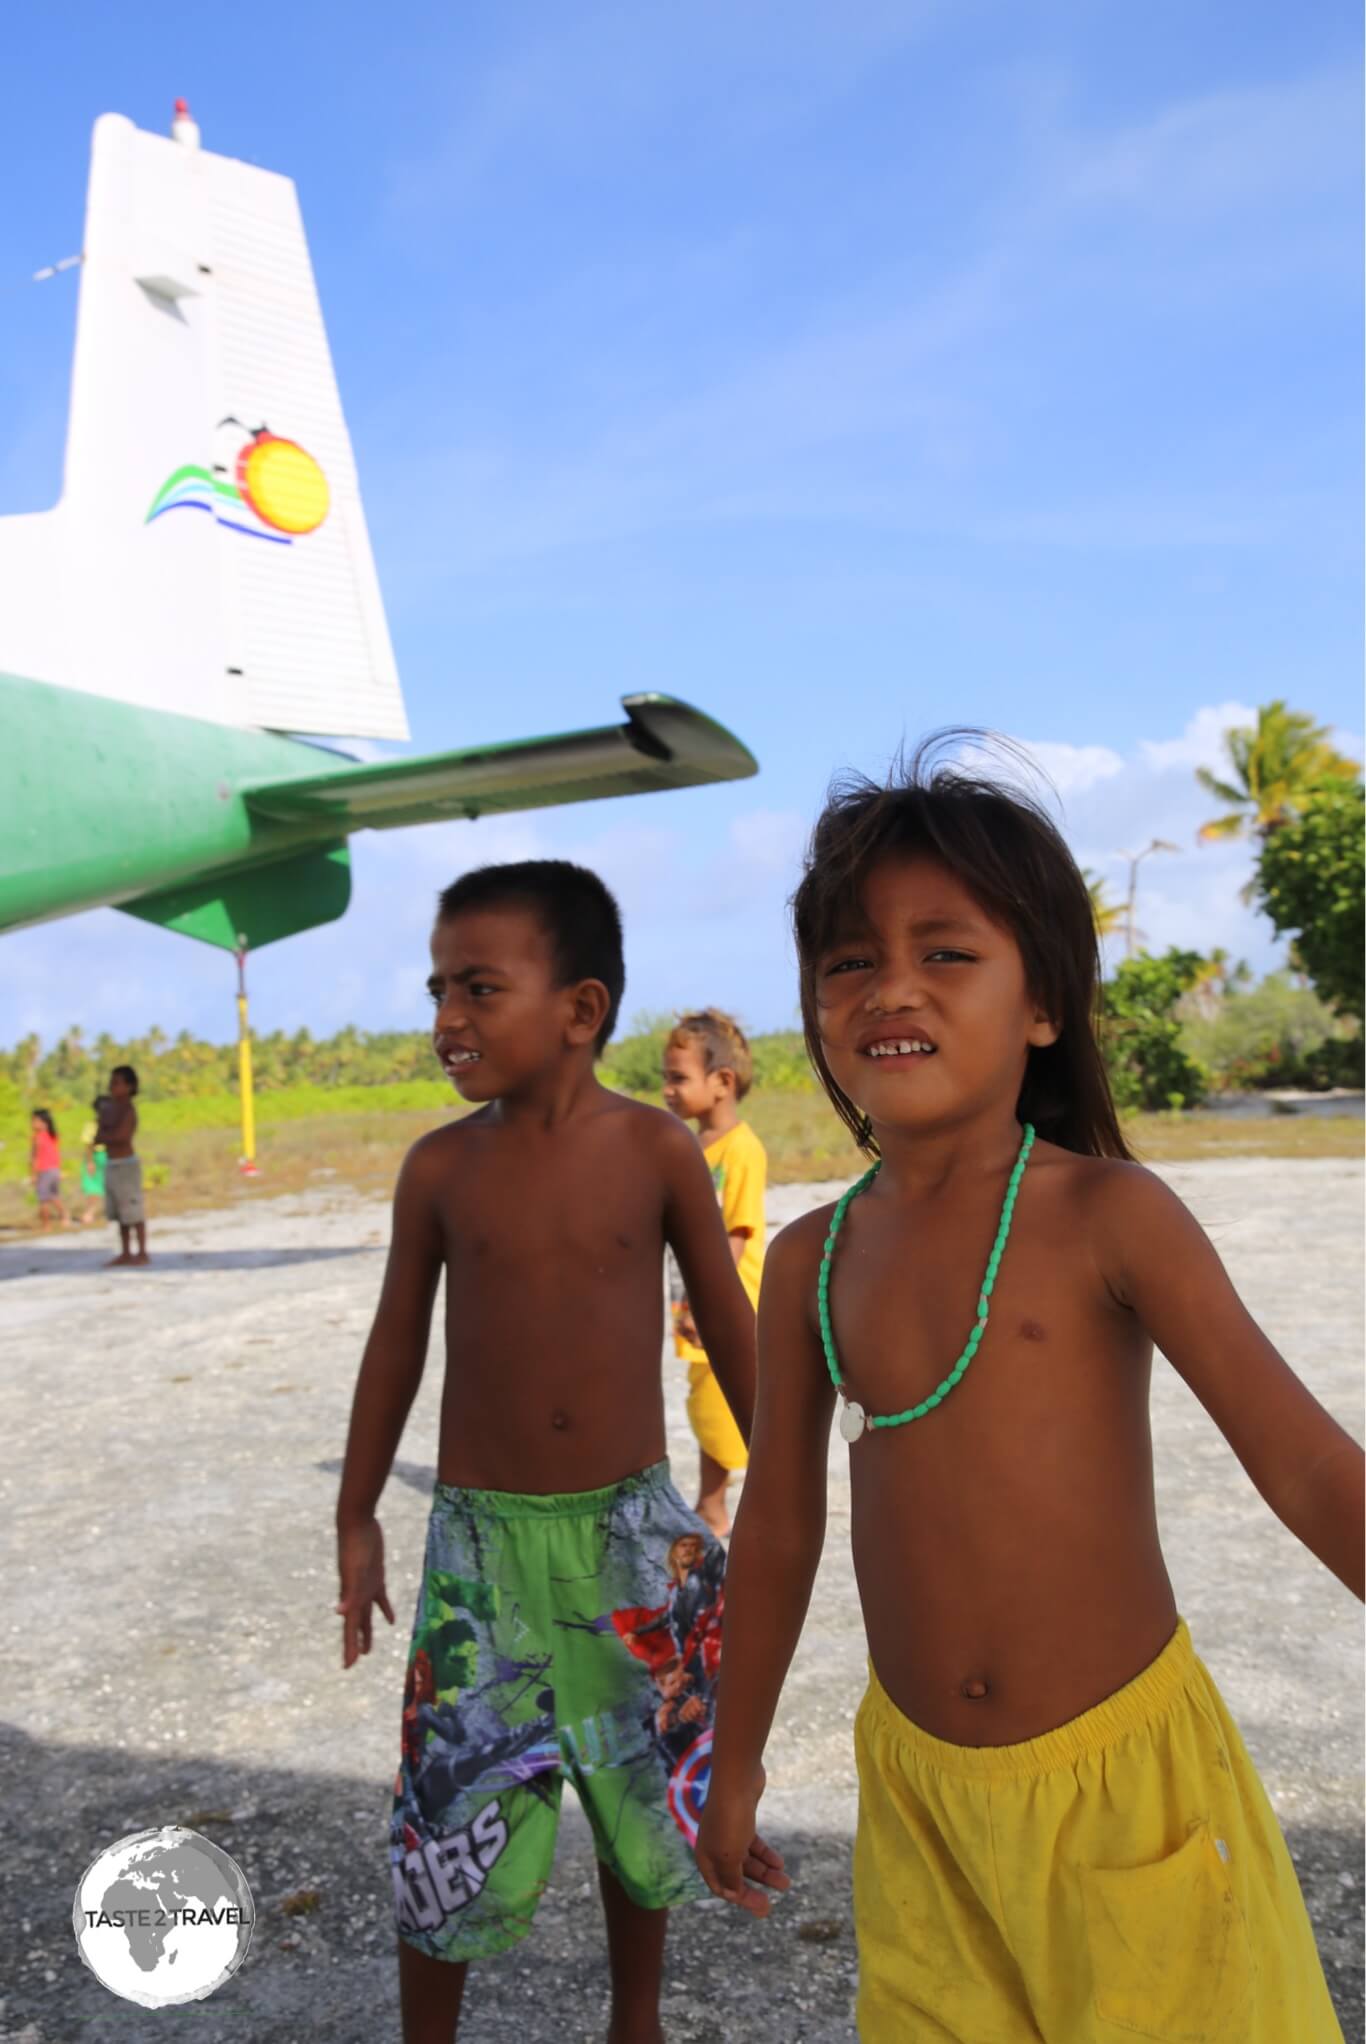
[241,694,758,831]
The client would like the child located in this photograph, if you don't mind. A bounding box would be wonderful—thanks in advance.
[661,1010,768,1536]
[78,1097,109,1226]
[696,743,1363,2042]
[28,1109,68,1229]
[335,860,757,2044]
[99,1065,148,1266]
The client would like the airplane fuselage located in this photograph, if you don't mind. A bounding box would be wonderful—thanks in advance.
[1,671,341,933]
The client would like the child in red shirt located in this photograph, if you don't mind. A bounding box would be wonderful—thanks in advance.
[29,1110,68,1230]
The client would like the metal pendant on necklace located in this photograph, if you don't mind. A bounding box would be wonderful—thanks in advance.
[838,1398,867,1443]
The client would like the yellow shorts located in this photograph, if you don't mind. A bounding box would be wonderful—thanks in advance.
[684,1359,748,1473]
[854,1619,1342,2042]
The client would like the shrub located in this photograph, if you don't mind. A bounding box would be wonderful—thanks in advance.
[0,1072,29,1181]
[1101,951,1209,1113]
[600,1018,817,1097]
[1254,782,1364,1020]
[749,1034,816,1092]
[599,1013,675,1096]
[1294,1033,1364,1091]
[1179,974,1353,1093]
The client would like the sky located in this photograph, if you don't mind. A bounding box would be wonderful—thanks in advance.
[0,1,1360,1046]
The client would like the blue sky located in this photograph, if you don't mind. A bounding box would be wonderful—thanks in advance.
[1,1,1360,1045]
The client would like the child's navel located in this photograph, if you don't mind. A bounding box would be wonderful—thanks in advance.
[550,1408,571,1431]
[1019,1319,1047,1342]
[960,1676,990,1701]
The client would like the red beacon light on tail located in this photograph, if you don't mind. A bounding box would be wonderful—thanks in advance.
[171,98,201,150]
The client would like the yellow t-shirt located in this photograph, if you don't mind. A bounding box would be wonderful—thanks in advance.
[674,1119,767,1363]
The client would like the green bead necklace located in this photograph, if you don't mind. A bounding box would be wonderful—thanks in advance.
[819,1123,1035,1443]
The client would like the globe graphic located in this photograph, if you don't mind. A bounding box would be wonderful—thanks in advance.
[72,1826,254,2009]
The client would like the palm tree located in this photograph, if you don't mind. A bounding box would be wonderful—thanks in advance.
[1181,948,1253,1021]
[1083,870,1129,941]
[1196,701,1359,843]
[1193,948,1251,997]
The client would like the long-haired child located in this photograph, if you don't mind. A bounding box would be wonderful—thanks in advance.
[29,1109,68,1230]
[698,738,1361,2042]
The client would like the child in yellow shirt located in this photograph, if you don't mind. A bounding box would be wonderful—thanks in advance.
[661,1011,767,1536]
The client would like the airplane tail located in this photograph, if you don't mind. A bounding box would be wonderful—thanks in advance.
[0,107,406,739]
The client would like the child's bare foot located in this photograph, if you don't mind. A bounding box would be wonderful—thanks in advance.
[131,1253,151,1265]
[105,1253,134,1267]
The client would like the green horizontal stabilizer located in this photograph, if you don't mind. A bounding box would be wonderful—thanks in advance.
[241,694,757,831]
[118,842,351,952]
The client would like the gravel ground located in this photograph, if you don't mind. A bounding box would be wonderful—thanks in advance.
[1,1158,1361,2044]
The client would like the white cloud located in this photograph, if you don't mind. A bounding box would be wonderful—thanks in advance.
[953,734,1123,812]
[1061,72,1358,224]
[1014,741,1125,799]
[1009,706,1293,975]
[0,909,232,1046]
[370,813,552,881]
[1140,702,1258,775]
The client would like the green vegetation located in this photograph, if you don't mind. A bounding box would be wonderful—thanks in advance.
[1196,699,1360,846]
[0,1020,829,1186]
[3,1090,1360,1233]
[1194,699,1363,1027]
[2,975,1359,1209]
[1254,783,1364,1022]
[0,1022,440,1100]
[1181,972,1363,1093]
[5,695,1360,1201]
[1100,950,1210,1113]
[599,1014,816,1097]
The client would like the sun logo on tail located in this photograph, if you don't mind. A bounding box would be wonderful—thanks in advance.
[145,419,330,543]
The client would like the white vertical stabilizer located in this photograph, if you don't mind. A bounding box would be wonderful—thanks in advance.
[0,109,407,739]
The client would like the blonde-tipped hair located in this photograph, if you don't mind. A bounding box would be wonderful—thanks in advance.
[667,1009,754,1100]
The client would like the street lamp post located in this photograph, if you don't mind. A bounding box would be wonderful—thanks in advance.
[1118,840,1179,959]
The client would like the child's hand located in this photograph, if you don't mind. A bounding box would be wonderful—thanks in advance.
[335,1517,396,1669]
[676,1301,700,1346]
[694,1766,789,1917]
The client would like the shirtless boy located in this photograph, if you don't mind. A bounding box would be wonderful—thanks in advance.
[336,860,757,2044]
[99,1065,148,1266]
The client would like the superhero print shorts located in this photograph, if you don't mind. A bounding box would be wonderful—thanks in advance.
[391,1459,725,1962]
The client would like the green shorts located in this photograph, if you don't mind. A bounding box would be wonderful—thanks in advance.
[391,1461,724,1963]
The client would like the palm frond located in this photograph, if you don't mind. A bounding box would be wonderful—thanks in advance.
[1197,813,1247,842]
